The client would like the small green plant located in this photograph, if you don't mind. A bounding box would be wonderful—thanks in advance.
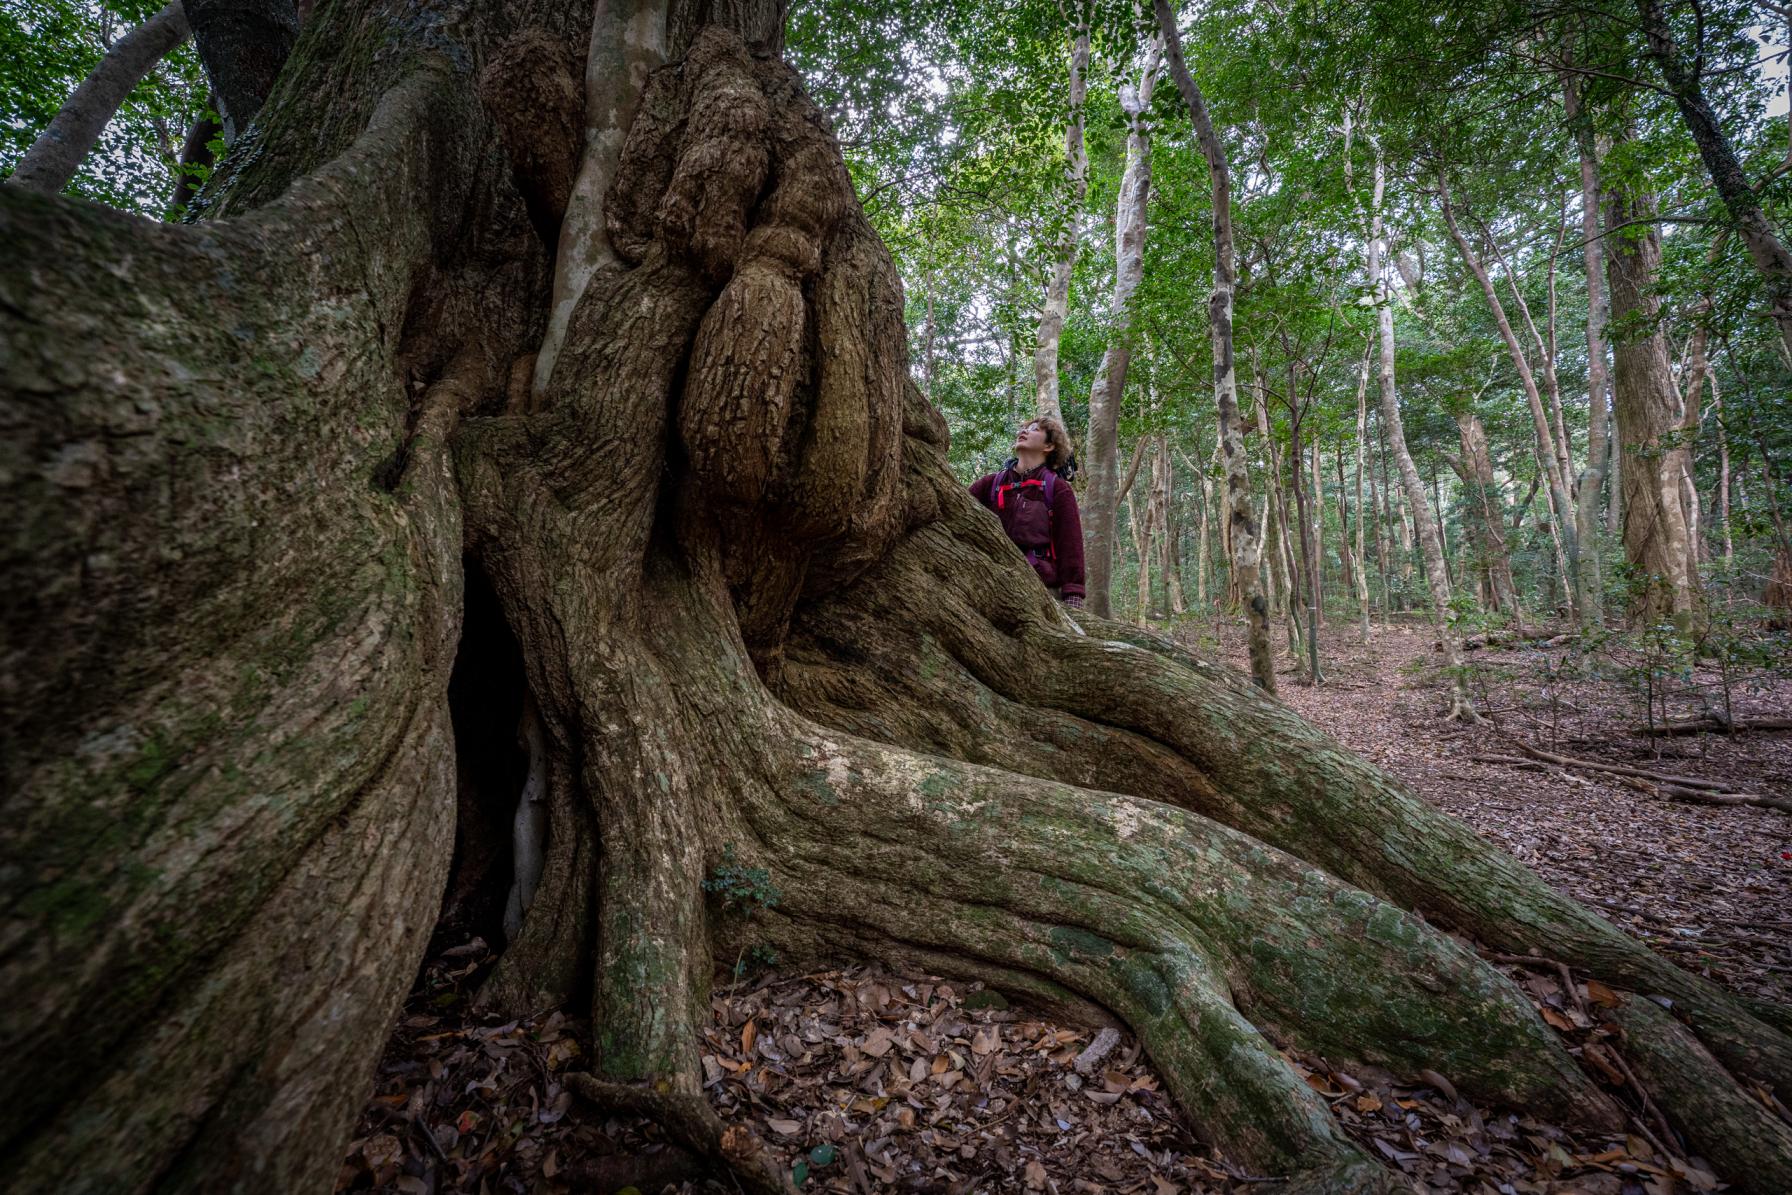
[703,844,782,914]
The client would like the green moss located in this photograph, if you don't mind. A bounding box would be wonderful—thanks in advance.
[1116,955,1173,1017]
[796,769,839,806]
[16,875,110,938]
[1049,925,1117,965]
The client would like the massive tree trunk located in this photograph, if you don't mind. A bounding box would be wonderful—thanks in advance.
[5,3,1791,1194]
[1081,34,1162,618]
[1155,0,1274,690]
[1032,1,1092,426]
[185,0,302,144]
[1601,124,1701,624]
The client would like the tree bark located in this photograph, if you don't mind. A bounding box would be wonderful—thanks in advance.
[1032,2,1092,425]
[1636,0,1792,361]
[1565,75,1611,623]
[184,0,301,144]
[1081,33,1161,618]
[1155,0,1273,690]
[8,3,1792,1193]
[6,1,192,196]
[1373,154,1474,716]
[1452,410,1522,619]
[1601,123,1701,623]
[1437,174,1580,618]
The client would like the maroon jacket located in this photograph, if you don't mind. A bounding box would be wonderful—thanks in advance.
[970,464,1086,602]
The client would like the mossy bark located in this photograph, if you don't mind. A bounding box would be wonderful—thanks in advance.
[3,3,1789,1194]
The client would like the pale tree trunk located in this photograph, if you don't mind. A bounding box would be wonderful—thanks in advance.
[10,3,1792,1193]
[1637,0,1792,361]
[1253,353,1305,669]
[1157,438,1186,615]
[6,2,192,195]
[1081,33,1161,618]
[1291,420,1324,683]
[1032,2,1092,424]
[1679,305,1713,564]
[1601,123,1701,624]
[1566,76,1611,623]
[1373,153,1474,717]
[1155,0,1273,689]
[1714,375,1733,563]
[1352,351,1373,639]
[530,0,672,398]
[1437,174,1579,618]
[1128,483,1151,623]
[1452,410,1523,621]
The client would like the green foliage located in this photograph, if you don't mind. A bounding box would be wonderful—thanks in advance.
[703,844,782,915]
[1,0,208,215]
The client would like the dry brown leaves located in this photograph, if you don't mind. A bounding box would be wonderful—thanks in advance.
[343,946,1725,1194]
[1248,619,1792,1007]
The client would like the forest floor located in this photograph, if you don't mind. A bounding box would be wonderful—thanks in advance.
[336,616,1791,1195]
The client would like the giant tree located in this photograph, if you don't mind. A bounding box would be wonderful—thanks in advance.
[6,2,1792,1194]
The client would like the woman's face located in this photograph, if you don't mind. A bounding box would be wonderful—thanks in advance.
[1014,421,1050,456]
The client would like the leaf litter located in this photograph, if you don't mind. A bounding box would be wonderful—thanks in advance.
[340,942,1727,1193]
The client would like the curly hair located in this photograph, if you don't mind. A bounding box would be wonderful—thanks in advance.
[1024,415,1073,472]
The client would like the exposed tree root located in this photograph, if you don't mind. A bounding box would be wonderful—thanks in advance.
[1635,715,1792,736]
[1612,997,1792,1192]
[564,1072,795,1194]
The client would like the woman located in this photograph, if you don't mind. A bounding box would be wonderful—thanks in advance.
[969,416,1086,607]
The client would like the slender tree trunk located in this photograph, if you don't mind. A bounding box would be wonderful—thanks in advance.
[1155,0,1273,689]
[1566,76,1611,624]
[1636,0,1792,360]
[1374,153,1474,717]
[1354,355,1373,638]
[1601,122,1701,624]
[531,0,672,397]
[1291,420,1324,683]
[1081,33,1161,618]
[6,2,192,195]
[1437,174,1579,617]
[1158,438,1186,615]
[1714,375,1733,563]
[1032,2,1092,424]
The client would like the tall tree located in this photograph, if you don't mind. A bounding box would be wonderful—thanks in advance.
[1154,0,1274,689]
[1635,0,1792,360]
[1565,74,1612,624]
[1032,0,1092,425]
[1601,122,1702,621]
[1082,31,1163,616]
[1370,149,1476,717]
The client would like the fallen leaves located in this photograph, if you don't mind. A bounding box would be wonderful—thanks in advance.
[344,939,1740,1195]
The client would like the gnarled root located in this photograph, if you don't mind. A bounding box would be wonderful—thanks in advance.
[565,1073,795,1194]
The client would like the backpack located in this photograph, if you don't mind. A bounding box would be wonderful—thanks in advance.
[993,463,1058,567]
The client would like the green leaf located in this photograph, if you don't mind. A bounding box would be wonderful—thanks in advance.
[792,1160,810,1186]
[809,1143,838,1167]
